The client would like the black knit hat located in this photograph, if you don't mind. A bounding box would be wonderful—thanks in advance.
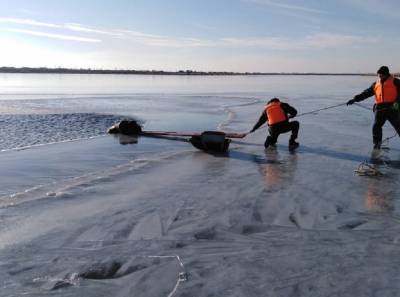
[268,97,280,104]
[377,66,390,75]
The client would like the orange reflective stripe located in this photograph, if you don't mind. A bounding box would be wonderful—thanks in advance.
[265,102,287,125]
[374,75,398,104]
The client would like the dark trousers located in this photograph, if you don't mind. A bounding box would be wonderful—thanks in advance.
[373,108,400,144]
[265,121,299,147]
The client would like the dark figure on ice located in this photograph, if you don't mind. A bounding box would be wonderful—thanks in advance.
[347,66,400,149]
[249,98,299,149]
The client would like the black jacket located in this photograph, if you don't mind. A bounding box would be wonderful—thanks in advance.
[251,102,297,132]
[353,76,400,110]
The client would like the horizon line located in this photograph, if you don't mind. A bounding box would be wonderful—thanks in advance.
[0,66,395,76]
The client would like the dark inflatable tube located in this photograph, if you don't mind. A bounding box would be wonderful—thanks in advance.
[190,131,230,153]
[108,120,142,135]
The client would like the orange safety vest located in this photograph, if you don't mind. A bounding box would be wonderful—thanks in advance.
[374,75,398,104]
[265,102,287,125]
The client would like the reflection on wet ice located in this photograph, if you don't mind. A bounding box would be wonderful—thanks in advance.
[259,148,298,189]
[364,183,394,213]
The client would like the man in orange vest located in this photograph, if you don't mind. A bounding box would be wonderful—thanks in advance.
[249,98,299,149]
[347,66,400,149]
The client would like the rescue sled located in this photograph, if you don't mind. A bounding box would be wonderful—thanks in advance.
[108,120,246,153]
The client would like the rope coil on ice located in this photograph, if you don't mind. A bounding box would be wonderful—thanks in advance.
[354,161,383,176]
[352,103,398,177]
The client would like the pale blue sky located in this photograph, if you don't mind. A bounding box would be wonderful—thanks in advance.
[0,0,399,72]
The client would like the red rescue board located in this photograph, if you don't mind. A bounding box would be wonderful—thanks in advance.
[142,131,246,139]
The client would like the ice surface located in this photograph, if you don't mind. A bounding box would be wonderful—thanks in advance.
[1,75,400,296]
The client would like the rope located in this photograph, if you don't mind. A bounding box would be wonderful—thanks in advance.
[290,101,398,177]
[382,133,398,145]
[354,161,383,176]
[354,103,372,111]
[148,255,187,297]
[353,103,399,144]
[354,102,398,113]
[296,102,347,117]
[351,102,399,176]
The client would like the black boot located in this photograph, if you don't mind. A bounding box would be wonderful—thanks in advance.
[289,137,299,149]
[264,136,275,149]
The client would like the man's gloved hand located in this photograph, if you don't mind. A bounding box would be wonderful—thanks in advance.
[347,95,362,105]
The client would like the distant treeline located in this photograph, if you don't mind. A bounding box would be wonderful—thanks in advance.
[0,67,397,76]
[0,67,241,75]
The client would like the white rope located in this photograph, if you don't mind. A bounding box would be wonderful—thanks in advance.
[147,255,187,297]
[57,247,188,297]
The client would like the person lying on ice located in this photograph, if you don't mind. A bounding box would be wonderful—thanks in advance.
[346,66,400,150]
[248,98,300,149]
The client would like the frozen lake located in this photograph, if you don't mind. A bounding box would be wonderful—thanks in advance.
[1,74,400,296]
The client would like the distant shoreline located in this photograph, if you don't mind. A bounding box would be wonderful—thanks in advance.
[0,67,397,77]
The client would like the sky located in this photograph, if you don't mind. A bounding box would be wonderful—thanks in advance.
[0,0,399,73]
